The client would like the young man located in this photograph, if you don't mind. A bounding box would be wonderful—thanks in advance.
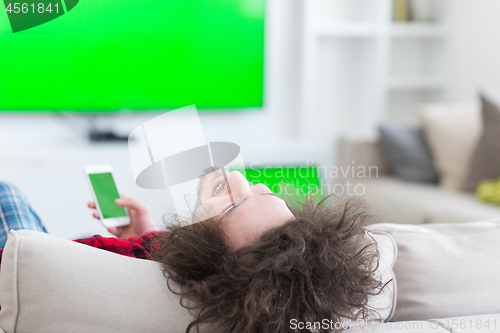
[0,171,383,333]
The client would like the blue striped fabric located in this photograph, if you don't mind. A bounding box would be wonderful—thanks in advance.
[0,182,48,249]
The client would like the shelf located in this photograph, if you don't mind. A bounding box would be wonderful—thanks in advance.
[315,22,447,38]
[390,23,447,38]
[316,0,380,24]
[316,23,379,38]
[387,77,447,91]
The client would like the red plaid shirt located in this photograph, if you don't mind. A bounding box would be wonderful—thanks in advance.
[0,231,165,265]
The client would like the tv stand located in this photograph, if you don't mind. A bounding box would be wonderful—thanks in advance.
[85,113,130,142]
[88,129,129,142]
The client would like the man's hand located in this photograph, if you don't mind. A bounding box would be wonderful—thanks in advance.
[87,194,158,239]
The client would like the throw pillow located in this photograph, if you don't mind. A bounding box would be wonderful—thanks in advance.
[462,92,500,191]
[477,177,500,204]
[378,124,438,183]
[420,103,481,190]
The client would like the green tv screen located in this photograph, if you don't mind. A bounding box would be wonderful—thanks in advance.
[0,0,265,111]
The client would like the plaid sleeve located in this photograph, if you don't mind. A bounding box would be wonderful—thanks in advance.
[73,231,165,260]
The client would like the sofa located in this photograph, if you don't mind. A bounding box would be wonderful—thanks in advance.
[0,218,499,332]
[337,133,500,225]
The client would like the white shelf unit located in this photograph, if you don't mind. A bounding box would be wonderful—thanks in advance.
[300,0,449,137]
[387,76,447,90]
[390,22,448,37]
[316,23,379,37]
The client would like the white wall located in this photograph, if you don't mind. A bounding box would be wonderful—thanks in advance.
[447,0,500,101]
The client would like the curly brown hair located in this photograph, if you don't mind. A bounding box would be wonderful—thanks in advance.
[154,196,386,333]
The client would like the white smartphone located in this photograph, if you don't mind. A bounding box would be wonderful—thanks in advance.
[84,164,131,228]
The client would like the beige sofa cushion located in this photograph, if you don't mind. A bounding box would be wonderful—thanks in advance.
[370,220,500,322]
[358,177,500,225]
[420,103,481,190]
[0,229,397,332]
[0,230,198,333]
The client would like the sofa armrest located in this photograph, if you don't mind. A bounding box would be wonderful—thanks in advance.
[337,133,391,179]
[369,220,500,321]
[0,230,200,333]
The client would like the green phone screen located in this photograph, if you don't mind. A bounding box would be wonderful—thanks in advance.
[88,172,127,219]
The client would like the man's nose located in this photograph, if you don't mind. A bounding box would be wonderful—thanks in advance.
[226,171,250,204]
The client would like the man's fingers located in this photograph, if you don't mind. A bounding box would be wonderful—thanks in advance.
[92,211,100,219]
[107,227,121,238]
[115,194,146,211]
[88,201,96,209]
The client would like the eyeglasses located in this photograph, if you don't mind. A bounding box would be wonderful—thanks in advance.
[215,192,283,223]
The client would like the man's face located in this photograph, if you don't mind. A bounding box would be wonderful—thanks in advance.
[193,169,294,249]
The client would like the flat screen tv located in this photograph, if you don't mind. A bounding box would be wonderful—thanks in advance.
[0,0,265,112]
